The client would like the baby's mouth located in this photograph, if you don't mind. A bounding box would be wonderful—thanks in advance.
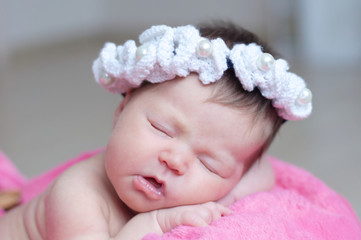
[133,176,164,200]
[144,177,163,189]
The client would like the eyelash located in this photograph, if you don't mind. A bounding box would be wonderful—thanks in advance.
[149,120,171,138]
[198,156,217,174]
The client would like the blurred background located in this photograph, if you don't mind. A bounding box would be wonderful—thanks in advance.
[0,0,360,219]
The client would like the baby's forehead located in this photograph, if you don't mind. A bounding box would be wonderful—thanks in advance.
[137,75,262,123]
[134,74,214,98]
[145,77,265,135]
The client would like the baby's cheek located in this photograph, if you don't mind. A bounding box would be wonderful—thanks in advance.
[202,181,233,202]
[215,177,241,199]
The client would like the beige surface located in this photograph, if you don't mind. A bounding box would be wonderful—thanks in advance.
[0,36,360,221]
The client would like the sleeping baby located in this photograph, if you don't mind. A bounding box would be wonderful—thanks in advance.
[0,22,312,239]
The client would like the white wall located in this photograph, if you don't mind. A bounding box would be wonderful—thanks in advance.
[1,0,272,54]
[106,0,268,34]
[1,0,108,52]
[296,0,361,67]
[0,0,7,67]
[2,0,361,67]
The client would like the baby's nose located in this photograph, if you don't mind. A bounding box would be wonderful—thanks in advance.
[158,149,192,175]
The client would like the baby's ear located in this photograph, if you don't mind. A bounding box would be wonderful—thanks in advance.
[112,91,132,128]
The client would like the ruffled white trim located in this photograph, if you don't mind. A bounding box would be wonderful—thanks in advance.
[92,25,312,120]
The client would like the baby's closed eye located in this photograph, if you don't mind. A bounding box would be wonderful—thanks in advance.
[197,155,219,175]
[148,119,173,138]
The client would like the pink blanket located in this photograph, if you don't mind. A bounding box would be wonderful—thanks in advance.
[1,150,360,239]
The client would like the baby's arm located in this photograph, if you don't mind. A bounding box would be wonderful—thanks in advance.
[48,177,228,240]
[116,202,230,240]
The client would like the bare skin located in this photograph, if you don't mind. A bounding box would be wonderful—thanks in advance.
[0,75,275,239]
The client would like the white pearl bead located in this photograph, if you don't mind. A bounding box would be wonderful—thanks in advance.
[196,39,213,57]
[297,88,312,105]
[136,45,148,61]
[257,53,275,72]
[99,70,114,85]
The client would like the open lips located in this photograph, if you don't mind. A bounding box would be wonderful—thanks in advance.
[144,177,163,189]
[133,175,165,200]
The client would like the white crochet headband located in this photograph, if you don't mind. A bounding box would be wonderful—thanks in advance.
[92,25,312,120]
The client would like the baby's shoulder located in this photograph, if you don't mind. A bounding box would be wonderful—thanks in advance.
[46,152,109,207]
[43,152,131,236]
[62,152,106,180]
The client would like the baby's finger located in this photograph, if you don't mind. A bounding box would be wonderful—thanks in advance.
[181,211,210,227]
[204,202,232,216]
[215,203,232,216]
[197,202,231,224]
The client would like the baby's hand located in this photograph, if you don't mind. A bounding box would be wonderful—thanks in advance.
[115,202,230,239]
[154,202,231,233]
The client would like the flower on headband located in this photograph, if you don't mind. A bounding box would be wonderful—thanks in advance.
[229,43,312,120]
[92,25,312,121]
[93,25,230,93]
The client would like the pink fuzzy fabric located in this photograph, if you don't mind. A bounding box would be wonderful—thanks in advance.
[1,150,360,239]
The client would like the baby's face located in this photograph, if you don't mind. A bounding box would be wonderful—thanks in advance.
[105,74,266,212]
